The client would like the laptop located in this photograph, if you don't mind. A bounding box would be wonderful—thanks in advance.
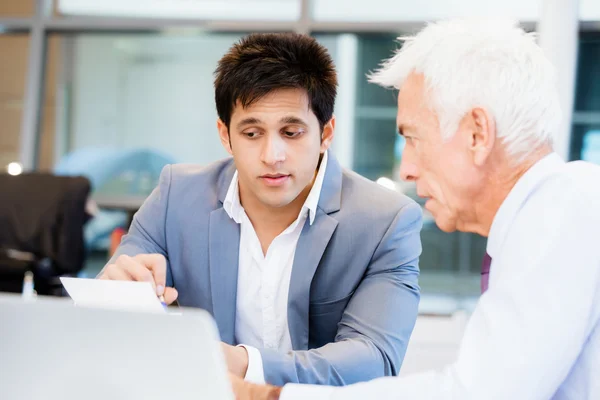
[0,294,233,400]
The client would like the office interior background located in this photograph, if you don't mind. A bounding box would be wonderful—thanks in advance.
[1,0,599,319]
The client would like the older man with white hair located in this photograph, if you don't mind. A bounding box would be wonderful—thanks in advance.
[230,19,600,400]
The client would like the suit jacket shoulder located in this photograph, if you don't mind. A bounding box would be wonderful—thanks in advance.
[337,168,419,231]
[166,158,236,212]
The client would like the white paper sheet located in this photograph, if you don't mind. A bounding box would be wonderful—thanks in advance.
[60,277,166,313]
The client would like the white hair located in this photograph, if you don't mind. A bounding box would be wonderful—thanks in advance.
[368,19,562,161]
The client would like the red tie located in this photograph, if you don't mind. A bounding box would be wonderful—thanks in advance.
[481,253,491,293]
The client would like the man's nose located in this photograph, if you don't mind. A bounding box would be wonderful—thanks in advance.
[260,134,286,166]
[399,157,419,182]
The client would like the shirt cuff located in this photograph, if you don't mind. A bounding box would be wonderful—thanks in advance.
[237,344,265,384]
[280,384,337,400]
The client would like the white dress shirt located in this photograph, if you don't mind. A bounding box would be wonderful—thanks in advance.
[223,151,328,384]
[282,153,600,400]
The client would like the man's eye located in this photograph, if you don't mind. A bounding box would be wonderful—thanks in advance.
[283,131,303,138]
[245,132,259,138]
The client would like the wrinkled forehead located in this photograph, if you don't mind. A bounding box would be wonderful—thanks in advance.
[396,96,419,128]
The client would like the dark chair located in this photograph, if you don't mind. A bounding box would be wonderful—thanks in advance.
[0,173,91,295]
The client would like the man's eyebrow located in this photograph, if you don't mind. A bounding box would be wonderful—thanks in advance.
[279,116,309,126]
[236,117,262,129]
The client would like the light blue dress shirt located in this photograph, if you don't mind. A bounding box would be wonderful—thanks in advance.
[283,153,600,400]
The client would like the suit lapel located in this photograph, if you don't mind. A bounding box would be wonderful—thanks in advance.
[287,153,343,350]
[209,207,240,345]
[288,212,338,350]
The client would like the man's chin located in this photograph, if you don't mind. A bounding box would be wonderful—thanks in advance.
[425,202,456,232]
[435,221,457,233]
[431,213,457,233]
[258,196,294,209]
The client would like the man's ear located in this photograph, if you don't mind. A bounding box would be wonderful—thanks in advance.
[320,116,335,153]
[217,119,233,155]
[468,108,495,167]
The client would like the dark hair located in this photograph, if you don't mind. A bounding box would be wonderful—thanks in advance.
[214,33,337,132]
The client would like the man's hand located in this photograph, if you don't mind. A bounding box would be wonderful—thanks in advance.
[98,253,178,304]
[229,374,282,400]
[221,343,250,378]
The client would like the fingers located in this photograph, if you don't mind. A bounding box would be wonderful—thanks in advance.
[133,254,167,295]
[163,287,178,305]
[118,255,156,289]
[98,254,171,297]
[100,264,131,281]
[228,374,282,400]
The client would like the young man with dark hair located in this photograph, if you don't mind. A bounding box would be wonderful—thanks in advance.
[99,33,423,387]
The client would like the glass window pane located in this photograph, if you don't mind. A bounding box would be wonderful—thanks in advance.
[0,0,34,17]
[574,36,600,112]
[0,35,29,171]
[579,128,600,163]
[57,0,300,21]
[571,35,600,162]
[49,33,255,199]
[570,125,600,163]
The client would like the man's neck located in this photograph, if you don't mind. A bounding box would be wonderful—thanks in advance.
[243,185,312,235]
[466,146,553,237]
[238,172,316,255]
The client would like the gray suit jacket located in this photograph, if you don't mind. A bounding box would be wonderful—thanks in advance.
[109,153,423,386]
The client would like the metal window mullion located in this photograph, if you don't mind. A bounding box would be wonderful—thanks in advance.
[18,0,50,171]
[295,0,312,35]
[0,18,34,33]
[43,17,299,33]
